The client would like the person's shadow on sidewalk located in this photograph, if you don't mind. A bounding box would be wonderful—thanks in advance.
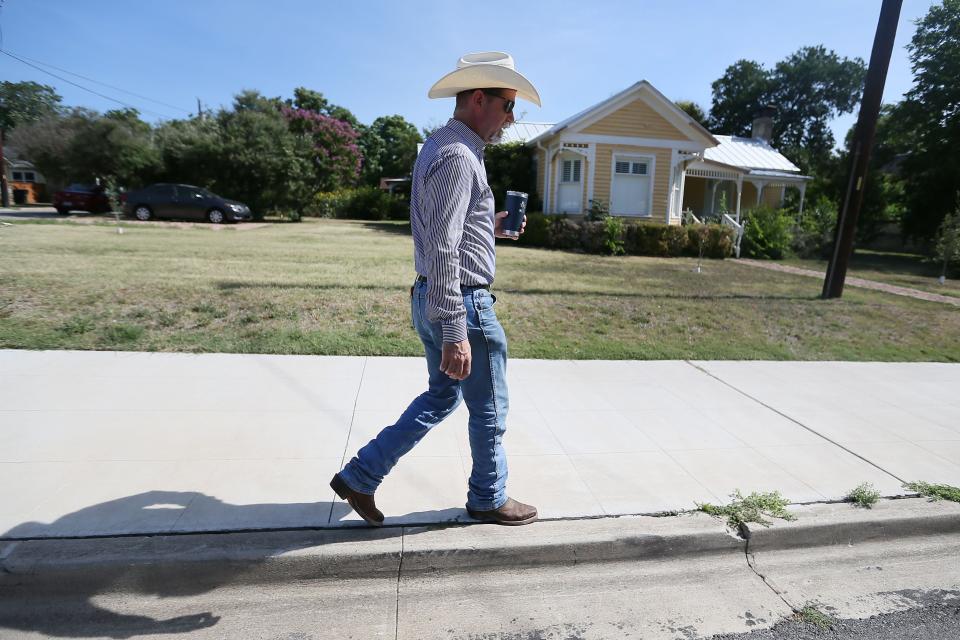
[0,489,460,638]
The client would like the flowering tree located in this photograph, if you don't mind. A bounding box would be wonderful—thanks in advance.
[282,106,361,192]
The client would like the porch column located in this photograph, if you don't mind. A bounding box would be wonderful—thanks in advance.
[542,151,549,214]
[545,148,555,214]
[735,178,743,224]
[708,180,720,217]
[585,146,595,213]
[798,183,806,217]
[755,180,764,206]
[676,168,688,224]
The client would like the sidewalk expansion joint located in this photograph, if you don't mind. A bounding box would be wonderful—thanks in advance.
[684,361,907,485]
[328,357,368,525]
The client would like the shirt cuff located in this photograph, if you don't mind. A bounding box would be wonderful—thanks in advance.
[441,320,468,344]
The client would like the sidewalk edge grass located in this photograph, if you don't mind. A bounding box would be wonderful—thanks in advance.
[903,481,960,503]
[696,490,796,534]
[846,482,882,508]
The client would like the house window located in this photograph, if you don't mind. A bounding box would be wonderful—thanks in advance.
[561,159,581,183]
[12,171,23,181]
[615,161,647,175]
[24,172,35,182]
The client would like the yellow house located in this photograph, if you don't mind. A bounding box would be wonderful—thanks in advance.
[514,82,810,226]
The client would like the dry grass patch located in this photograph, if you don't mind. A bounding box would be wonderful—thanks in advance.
[2,218,958,360]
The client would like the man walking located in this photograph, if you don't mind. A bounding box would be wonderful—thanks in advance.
[331,52,541,526]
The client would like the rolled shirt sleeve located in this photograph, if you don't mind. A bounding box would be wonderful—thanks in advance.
[422,152,475,343]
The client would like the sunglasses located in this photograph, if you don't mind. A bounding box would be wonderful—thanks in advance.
[482,90,515,114]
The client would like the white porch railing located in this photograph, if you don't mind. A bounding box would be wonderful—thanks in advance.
[722,214,744,258]
[681,209,744,258]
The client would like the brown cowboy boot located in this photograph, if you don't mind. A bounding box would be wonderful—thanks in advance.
[466,497,538,526]
[330,473,384,527]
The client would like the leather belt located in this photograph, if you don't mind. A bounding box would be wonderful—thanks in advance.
[415,274,490,291]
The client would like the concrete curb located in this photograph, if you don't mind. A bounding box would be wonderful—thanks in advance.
[2,499,957,594]
[743,497,960,551]
[1,514,740,593]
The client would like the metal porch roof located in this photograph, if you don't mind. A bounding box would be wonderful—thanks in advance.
[704,136,801,172]
[498,121,556,144]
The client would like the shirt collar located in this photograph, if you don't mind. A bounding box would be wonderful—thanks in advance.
[446,118,486,154]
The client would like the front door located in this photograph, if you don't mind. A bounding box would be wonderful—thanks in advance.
[557,154,583,214]
[610,156,652,216]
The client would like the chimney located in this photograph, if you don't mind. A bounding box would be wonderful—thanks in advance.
[751,105,776,143]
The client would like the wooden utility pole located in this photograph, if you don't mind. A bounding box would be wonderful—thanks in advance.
[823,0,903,298]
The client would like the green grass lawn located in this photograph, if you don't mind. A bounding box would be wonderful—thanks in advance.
[783,249,960,299]
[1,218,958,361]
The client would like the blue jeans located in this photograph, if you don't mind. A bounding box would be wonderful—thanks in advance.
[338,279,509,511]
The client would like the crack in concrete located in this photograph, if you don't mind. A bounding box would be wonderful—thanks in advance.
[742,536,799,618]
[394,528,404,640]
[684,361,907,485]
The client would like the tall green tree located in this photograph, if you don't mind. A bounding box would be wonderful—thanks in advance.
[370,115,421,179]
[824,104,909,243]
[357,125,386,186]
[707,60,770,137]
[770,46,866,174]
[707,48,865,175]
[897,0,960,240]
[9,107,159,189]
[675,100,709,128]
[0,81,62,204]
[7,108,88,189]
[210,92,314,216]
[153,116,222,188]
[356,115,422,185]
[68,108,161,187]
[0,81,61,131]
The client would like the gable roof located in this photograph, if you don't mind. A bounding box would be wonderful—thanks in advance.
[499,121,555,144]
[705,135,801,173]
[526,81,718,147]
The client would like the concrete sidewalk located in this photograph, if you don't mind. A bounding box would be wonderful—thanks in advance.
[1,349,959,538]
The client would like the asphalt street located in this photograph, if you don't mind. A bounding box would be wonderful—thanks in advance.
[710,601,960,640]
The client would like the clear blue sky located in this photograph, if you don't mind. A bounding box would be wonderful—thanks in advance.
[0,0,937,146]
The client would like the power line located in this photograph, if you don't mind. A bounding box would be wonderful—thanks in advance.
[1,48,191,114]
[0,48,180,120]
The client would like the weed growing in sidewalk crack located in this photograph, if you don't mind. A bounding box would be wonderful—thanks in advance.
[846,482,881,508]
[796,605,833,629]
[696,490,796,530]
[904,481,960,503]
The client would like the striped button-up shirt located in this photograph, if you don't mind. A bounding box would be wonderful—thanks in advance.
[410,118,496,343]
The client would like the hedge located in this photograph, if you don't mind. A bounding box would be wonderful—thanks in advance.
[517,212,734,258]
[304,187,408,220]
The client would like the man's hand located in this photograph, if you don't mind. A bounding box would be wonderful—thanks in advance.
[494,211,526,239]
[440,340,471,380]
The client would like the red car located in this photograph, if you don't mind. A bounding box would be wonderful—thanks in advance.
[53,184,111,215]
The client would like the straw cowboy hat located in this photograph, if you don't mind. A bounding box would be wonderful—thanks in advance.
[428,51,541,107]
